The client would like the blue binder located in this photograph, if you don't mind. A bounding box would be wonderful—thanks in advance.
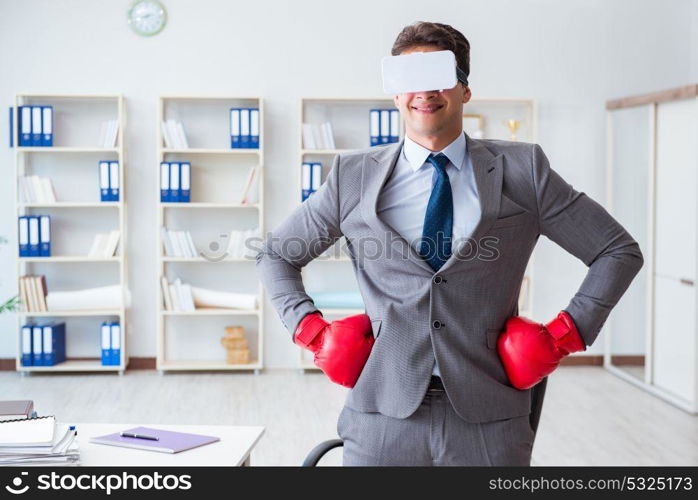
[31,106,42,147]
[18,216,29,257]
[19,106,31,147]
[110,323,121,365]
[31,325,43,365]
[230,108,241,148]
[99,161,110,202]
[370,109,380,146]
[42,323,66,366]
[250,108,260,149]
[169,162,181,202]
[21,325,33,366]
[160,162,170,202]
[240,108,250,148]
[180,162,191,202]
[380,110,390,144]
[301,162,312,201]
[101,322,111,365]
[41,106,53,147]
[39,215,51,257]
[109,161,119,202]
[389,110,400,143]
[9,107,13,148]
[28,216,40,257]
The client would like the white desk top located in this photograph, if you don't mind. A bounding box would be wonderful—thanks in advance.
[69,422,265,466]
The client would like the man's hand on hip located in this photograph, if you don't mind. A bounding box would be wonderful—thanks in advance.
[294,312,374,388]
[497,311,586,390]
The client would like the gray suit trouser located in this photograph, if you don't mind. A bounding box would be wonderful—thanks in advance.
[337,378,536,466]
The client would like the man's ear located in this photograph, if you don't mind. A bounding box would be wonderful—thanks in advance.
[462,85,471,104]
[393,95,399,108]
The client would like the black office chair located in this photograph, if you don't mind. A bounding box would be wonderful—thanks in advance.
[302,439,343,466]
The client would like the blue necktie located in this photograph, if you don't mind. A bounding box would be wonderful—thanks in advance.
[419,153,453,271]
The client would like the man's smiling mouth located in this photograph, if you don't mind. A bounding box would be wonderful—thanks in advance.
[411,104,444,114]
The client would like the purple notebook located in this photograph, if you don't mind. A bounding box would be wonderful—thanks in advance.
[89,426,220,454]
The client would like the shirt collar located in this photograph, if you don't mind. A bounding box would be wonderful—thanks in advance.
[403,131,467,172]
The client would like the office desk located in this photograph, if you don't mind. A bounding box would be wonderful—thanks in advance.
[70,423,265,466]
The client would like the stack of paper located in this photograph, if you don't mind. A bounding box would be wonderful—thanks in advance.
[18,275,48,312]
[302,122,336,149]
[46,285,123,311]
[87,230,120,258]
[99,119,119,148]
[18,176,57,203]
[161,227,198,258]
[160,278,257,312]
[0,416,79,466]
[161,120,189,149]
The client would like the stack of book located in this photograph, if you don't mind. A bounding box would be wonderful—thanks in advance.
[98,160,120,201]
[0,416,79,466]
[18,176,57,203]
[100,322,121,366]
[87,230,121,258]
[161,227,197,258]
[160,119,189,149]
[369,109,400,145]
[302,122,336,149]
[18,275,48,312]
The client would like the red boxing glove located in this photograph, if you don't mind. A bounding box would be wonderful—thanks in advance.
[497,311,586,390]
[294,312,374,388]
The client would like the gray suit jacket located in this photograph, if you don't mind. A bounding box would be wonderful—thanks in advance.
[256,135,643,423]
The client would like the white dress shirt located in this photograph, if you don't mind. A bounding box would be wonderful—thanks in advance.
[376,131,481,377]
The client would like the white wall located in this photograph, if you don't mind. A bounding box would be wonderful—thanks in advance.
[0,0,695,365]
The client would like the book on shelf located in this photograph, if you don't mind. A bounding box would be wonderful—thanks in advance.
[302,122,336,150]
[370,109,400,146]
[18,175,57,204]
[160,277,257,311]
[98,161,120,202]
[229,107,260,149]
[16,105,53,147]
[100,322,121,366]
[18,275,48,312]
[87,230,120,258]
[159,162,191,202]
[161,119,189,149]
[21,323,66,367]
[226,227,261,259]
[240,165,259,205]
[301,162,322,201]
[161,227,197,258]
[98,119,119,148]
[18,215,51,257]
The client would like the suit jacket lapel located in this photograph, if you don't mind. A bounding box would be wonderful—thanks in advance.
[438,135,503,274]
[360,140,435,274]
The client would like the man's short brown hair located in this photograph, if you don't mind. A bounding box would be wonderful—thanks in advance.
[391,21,471,83]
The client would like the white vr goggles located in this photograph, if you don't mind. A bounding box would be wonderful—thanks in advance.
[381,49,468,95]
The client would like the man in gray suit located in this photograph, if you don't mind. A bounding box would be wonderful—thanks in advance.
[256,21,643,465]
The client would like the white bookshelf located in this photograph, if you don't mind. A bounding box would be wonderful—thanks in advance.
[297,97,537,371]
[156,96,264,373]
[14,94,127,374]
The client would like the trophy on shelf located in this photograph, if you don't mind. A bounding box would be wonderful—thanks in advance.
[220,326,250,364]
[502,119,522,141]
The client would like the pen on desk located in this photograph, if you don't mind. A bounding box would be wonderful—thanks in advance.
[120,431,159,441]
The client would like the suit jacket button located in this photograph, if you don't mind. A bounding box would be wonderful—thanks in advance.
[433,275,443,284]
[433,320,442,329]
